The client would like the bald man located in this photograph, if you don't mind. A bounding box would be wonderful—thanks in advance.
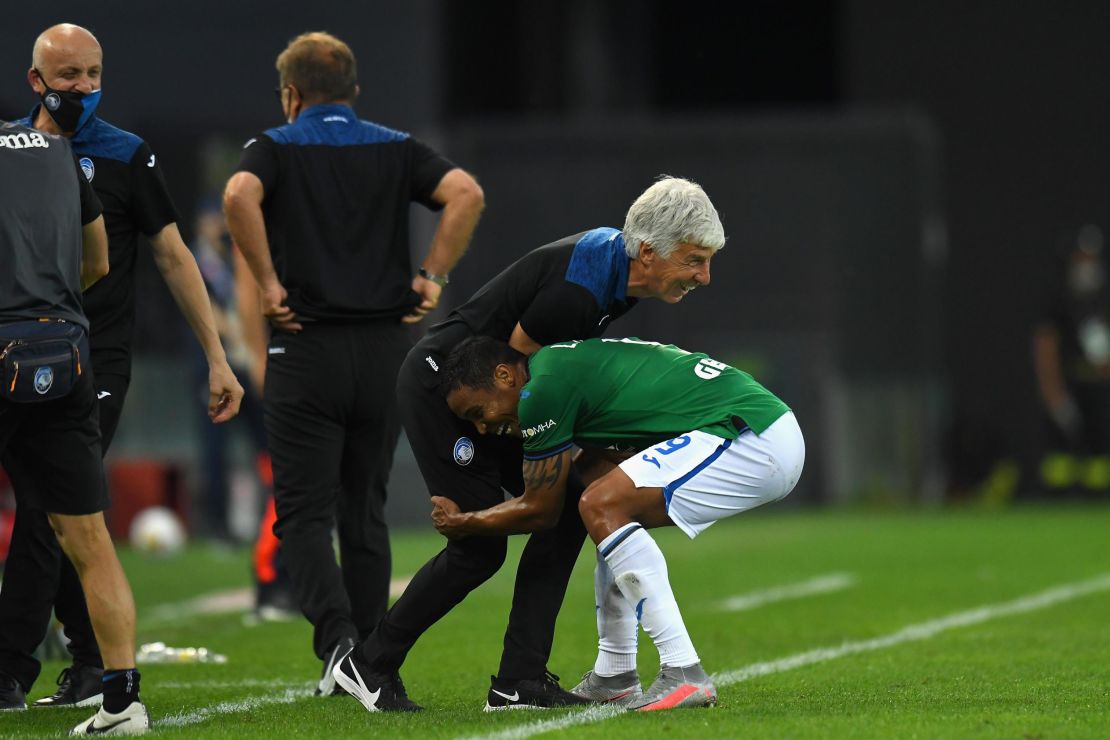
[0,23,242,732]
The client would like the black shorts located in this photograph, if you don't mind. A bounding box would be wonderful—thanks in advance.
[0,363,108,515]
[91,372,130,452]
[398,324,524,511]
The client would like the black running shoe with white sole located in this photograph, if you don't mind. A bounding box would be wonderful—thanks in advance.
[316,637,355,697]
[485,671,592,711]
[0,673,26,711]
[331,652,422,712]
[33,663,104,708]
[70,700,149,735]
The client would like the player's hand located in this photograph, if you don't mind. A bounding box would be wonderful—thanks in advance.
[262,281,302,333]
[430,495,464,538]
[402,275,442,325]
[208,360,245,424]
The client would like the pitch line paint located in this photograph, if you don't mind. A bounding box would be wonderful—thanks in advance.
[139,576,412,627]
[156,679,312,690]
[158,688,314,727]
[465,572,1110,740]
[716,572,856,612]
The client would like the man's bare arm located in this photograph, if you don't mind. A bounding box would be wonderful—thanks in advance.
[431,449,572,537]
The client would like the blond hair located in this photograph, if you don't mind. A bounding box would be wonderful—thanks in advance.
[276,32,357,103]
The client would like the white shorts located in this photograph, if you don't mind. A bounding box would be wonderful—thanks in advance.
[618,412,805,538]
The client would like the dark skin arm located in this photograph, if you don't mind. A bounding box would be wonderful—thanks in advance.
[431,449,573,537]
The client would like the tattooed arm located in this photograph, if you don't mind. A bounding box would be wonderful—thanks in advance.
[431,449,573,538]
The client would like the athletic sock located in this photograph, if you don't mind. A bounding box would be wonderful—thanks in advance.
[600,526,700,669]
[101,668,141,713]
[592,549,637,676]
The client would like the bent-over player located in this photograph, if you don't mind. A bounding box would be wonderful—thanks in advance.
[432,336,804,711]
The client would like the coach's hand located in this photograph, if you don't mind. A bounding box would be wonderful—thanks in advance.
[262,281,302,333]
[403,274,442,324]
[430,496,463,538]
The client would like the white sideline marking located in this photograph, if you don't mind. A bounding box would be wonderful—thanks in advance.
[139,576,413,627]
[466,572,1110,740]
[157,679,312,690]
[158,687,314,727]
[717,572,856,612]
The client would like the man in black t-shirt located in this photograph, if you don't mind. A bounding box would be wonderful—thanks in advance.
[332,176,727,711]
[224,31,485,699]
[0,23,244,713]
[0,120,151,734]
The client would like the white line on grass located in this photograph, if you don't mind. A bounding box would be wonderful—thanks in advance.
[139,576,413,627]
[466,572,1110,740]
[716,572,856,612]
[156,679,313,690]
[158,687,314,727]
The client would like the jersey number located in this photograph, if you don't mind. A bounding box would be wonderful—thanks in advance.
[641,435,692,468]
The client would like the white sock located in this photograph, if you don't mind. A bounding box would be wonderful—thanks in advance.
[593,549,638,676]
[601,525,699,668]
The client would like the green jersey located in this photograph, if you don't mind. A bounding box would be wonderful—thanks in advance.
[519,338,790,459]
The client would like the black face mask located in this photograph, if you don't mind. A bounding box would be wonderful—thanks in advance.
[35,70,101,133]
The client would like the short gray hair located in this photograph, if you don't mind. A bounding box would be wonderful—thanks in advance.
[622,176,726,259]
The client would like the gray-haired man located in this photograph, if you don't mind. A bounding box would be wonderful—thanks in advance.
[333,176,728,712]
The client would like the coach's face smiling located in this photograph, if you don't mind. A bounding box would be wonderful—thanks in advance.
[447,379,523,438]
[628,241,714,303]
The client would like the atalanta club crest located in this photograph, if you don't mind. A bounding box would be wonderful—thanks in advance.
[453,437,474,466]
[34,366,54,395]
[44,93,61,111]
[79,157,95,182]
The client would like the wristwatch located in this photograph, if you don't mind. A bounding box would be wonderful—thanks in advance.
[418,267,449,287]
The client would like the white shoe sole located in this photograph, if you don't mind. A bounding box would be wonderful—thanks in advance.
[35,692,103,709]
[483,702,542,712]
[631,684,717,711]
[316,647,352,696]
[332,660,381,713]
[70,702,149,735]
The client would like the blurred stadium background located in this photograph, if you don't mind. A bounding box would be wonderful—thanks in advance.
[4,3,1110,736]
[2,3,1108,544]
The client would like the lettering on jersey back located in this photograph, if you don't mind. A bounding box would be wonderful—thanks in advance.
[0,132,49,150]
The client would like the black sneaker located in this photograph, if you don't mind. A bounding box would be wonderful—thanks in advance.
[316,636,355,696]
[331,651,423,712]
[485,671,592,711]
[32,663,104,708]
[0,673,25,711]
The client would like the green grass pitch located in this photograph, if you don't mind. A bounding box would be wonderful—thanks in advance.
[6,505,1109,737]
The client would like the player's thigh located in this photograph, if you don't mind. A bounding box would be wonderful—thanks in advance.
[6,373,108,516]
[618,421,803,539]
[579,466,671,534]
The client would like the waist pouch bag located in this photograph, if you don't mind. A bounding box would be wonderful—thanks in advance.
[0,319,89,403]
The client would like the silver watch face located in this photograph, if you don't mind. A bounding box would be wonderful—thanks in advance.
[421,269,449,286]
